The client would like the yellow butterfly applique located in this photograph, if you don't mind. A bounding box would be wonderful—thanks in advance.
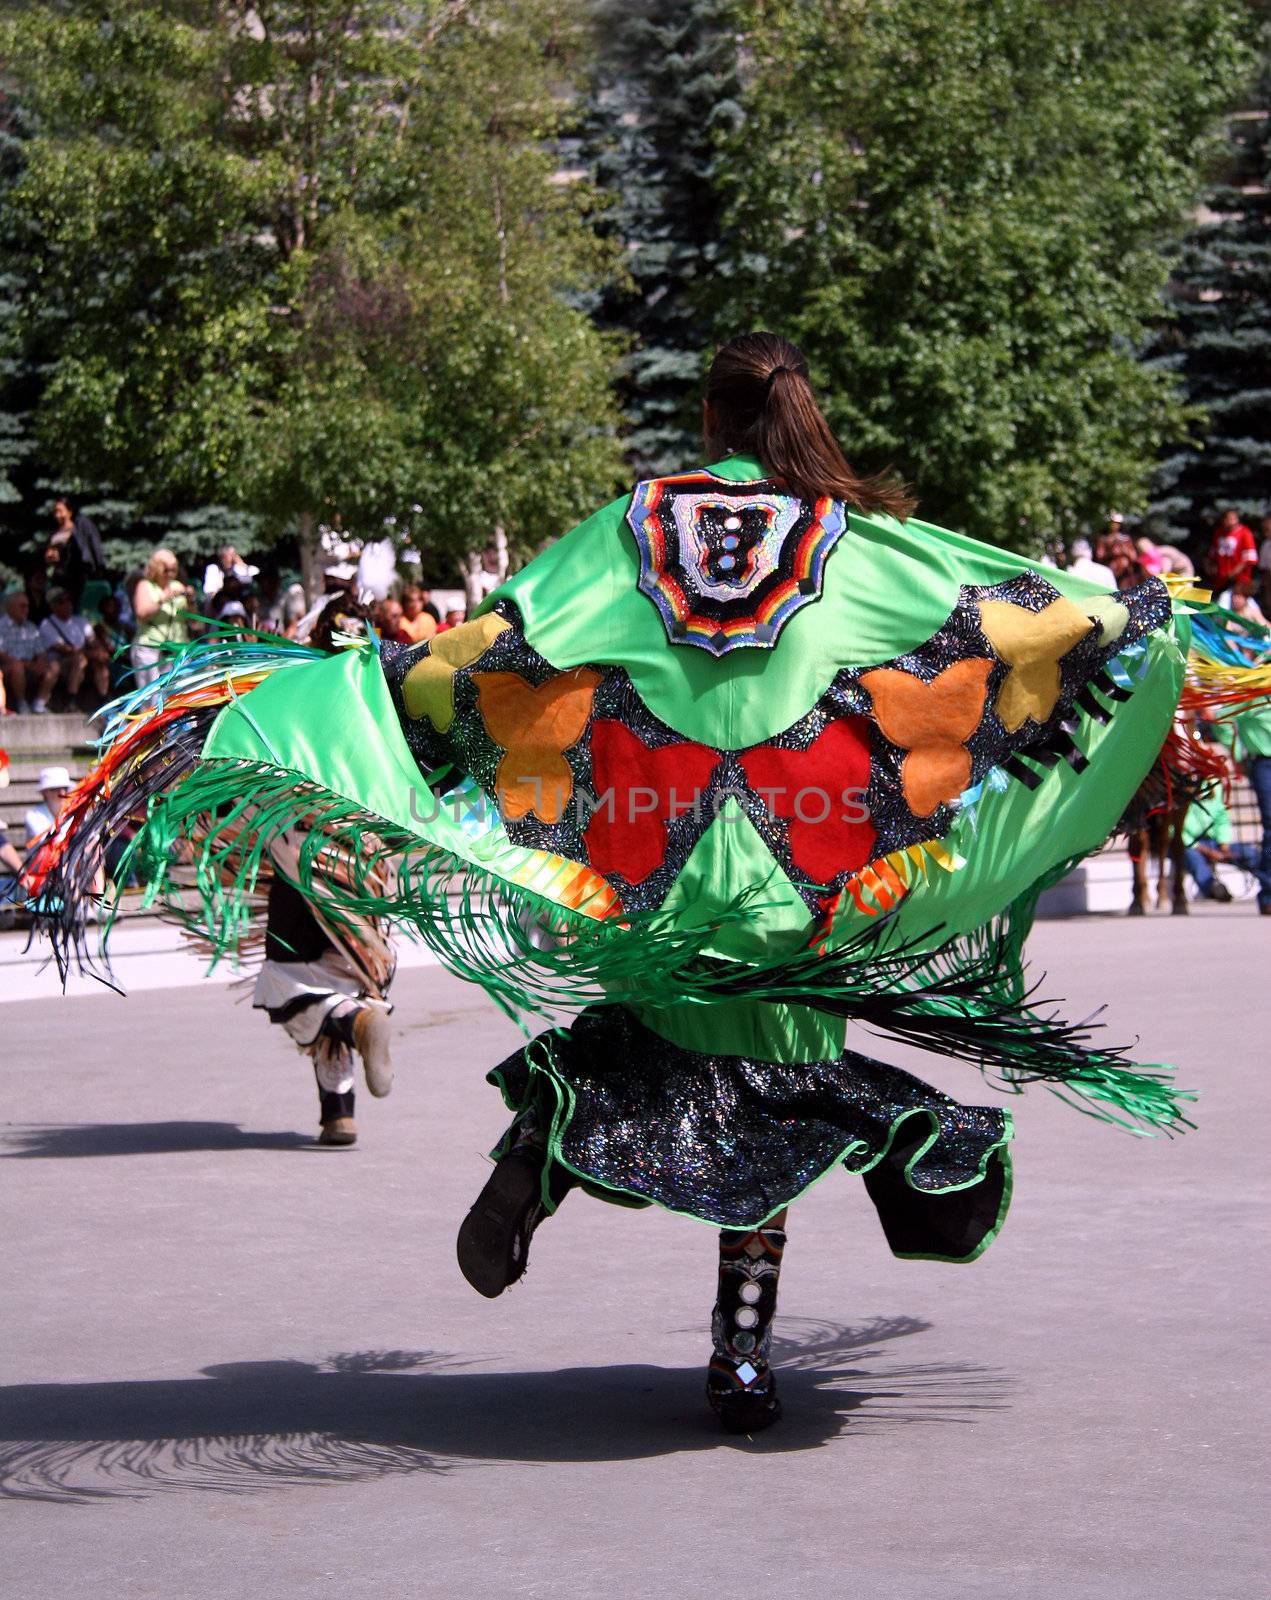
[977,596,1096,733]
[401,613,511,731]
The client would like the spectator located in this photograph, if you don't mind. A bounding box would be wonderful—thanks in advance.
[0,825,21,875]
[38,588,97,708]
[398,585,438,643]
[92,594,132,699]
[131,548,192,688]
[292,563,359,645]
[24,763,71,844]
[253,568,306,637]
[202,544,256,600]
[44,496,106,606]
[1216,580,1268,626]
[216,598,251,640]
[1066,537,1117,589]
[438,607,466,633]
[0,590,58,714]
[0,822,21,927]
[23,562,51,624]
[1183,780,1271,905]
[93,592,132,684]
[1149,539,1195,579]
[1133,537,1165,576]
[1207,508,1257,591]
[1257,514,1271,616]
[1096,514,1146,591]
[1233,699,1271,917]
[376,598,406,642]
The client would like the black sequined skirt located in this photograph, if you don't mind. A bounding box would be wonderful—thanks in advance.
[488,1005,1013,1263]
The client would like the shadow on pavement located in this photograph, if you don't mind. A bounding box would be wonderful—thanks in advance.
[0,1318,1011,1504]
[1,1122,315,1158]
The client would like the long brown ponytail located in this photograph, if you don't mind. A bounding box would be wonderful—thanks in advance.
[703,332,916,520]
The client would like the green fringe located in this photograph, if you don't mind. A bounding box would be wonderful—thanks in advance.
[116,756,1193,1136]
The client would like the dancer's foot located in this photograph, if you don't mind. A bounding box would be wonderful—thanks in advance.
[352,1006,394,1098]
[318,1116,357,1147]
[456,1145,570,1298]
[707,1357,782,1434]
[708,1222,787,1434]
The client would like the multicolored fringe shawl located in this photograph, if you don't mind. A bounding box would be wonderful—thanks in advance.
[1122,587,1271,825]
[24,617,1225,1138]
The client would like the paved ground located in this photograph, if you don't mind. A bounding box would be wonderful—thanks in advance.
[1,906,1265,1599]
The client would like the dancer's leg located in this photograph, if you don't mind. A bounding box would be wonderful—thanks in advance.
[707,1210,787,1434]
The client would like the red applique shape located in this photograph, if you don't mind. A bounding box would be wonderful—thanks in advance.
[584,721,719,885]
[739,717,876,885]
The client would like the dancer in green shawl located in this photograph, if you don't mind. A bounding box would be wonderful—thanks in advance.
[34,333,1201,1434]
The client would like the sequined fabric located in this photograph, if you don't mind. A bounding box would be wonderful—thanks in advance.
[380,574,1169,920]
[488,1005,1013,1258]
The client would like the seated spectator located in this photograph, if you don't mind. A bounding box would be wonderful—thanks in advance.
[1183,780,1271,905]
[398,586,439,643]
[1147,539,1194,579]
[38,589,96,708]
[0,823,21,927]
[253,567,306,637]
[202,543,257,600]
[23,562,51,624]
[437,607,466,633]
[1216,581,1268,627]
[24,764,71,845]
[0,590,58,714]
[376,597,406,643]
[1066,538,1116,589]
[215,598,251,640]
[93,594,132,698]
[1133,537,1165,576]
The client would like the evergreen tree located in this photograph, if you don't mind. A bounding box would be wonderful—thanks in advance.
[1148,21,1271,543]
[585,0,741,476]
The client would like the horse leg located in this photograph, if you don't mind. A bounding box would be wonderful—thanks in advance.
[1170,809,1189,914]
[1128,831,1147,915]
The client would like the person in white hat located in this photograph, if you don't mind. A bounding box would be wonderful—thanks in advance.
[24,765,72,846]
[1066,538,1117,590]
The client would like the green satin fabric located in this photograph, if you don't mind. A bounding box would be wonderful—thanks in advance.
[482,453,1135,750]
[195,472,1185,1036]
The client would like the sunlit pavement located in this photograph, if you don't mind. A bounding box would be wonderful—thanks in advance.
[1,906,1264,1599]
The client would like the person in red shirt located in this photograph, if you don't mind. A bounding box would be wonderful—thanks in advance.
[1208,509,1257,589]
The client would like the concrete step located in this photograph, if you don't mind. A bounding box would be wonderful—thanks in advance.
[0,711,99,756]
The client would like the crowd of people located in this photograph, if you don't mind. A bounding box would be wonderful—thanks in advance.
[1053,507,1271,624]
[0,500,471,717]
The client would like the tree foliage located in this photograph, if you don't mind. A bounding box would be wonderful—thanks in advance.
[713,0,1251,551]
[584,0,741,476]
[1148,17,1271,541]
[0,0,626,574]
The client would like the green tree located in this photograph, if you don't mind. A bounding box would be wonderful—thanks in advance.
[584,0,741,476]
[713,0,1251,552]
[1,0,624,586]
[1148,18,1271,542]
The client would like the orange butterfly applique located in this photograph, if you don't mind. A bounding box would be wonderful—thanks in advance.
[860,658,993,818]
[472,668,602,824]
